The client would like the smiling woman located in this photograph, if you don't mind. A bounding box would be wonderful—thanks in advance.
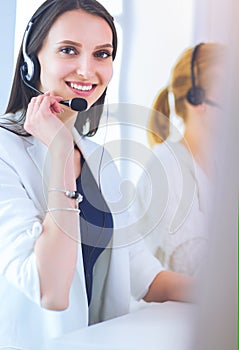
[4,0,118,137]
[37,9,114,114]
[13,0,122,106]
[13,0,123,147]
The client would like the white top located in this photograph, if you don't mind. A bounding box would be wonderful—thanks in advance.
[0,116,163,350]
[132,140,211,277]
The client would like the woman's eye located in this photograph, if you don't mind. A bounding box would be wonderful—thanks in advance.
[94,50,112,59]
[60,47,77,55]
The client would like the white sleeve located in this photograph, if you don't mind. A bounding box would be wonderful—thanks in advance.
[129,240,165,301]
[167,238,208,277]
[0,151,42,305]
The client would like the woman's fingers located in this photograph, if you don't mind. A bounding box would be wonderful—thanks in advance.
[50,97,64,114]
[24,94,65,141]
[24,92,75,148]
[39,95,61,114]
[29,94,63,113]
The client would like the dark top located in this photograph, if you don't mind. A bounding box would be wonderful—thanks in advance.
[76,157,113,305]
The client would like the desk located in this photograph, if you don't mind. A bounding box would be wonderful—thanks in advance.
[46,301,197,350]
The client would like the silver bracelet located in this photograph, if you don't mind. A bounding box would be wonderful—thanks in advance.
[46,207,80,213]
[48,188,83,206]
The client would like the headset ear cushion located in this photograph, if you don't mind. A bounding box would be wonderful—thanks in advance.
[28,54,40,84]
[186,86,205,106]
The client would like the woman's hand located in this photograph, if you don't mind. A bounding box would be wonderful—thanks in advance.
[24,92,72,149]
[143,270,196,303]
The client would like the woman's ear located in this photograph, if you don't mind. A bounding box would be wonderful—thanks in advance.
[195,103,206,113]
[185,99,206,114]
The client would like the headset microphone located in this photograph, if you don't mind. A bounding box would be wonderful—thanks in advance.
[20,66,88,112]
[60,98,87,112]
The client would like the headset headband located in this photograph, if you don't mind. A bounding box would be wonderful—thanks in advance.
[21,0,57,82]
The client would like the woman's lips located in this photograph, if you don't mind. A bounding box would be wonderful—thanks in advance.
[66,81,96,97]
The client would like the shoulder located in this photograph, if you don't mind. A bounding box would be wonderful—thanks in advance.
[0,115,36,170]
[0,126,33,157]
[153,140,190,163]
[153,140,196,178]
[0,126,22,157]
[0,112,30,142]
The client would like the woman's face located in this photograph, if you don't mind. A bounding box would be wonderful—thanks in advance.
[38,9,113,112]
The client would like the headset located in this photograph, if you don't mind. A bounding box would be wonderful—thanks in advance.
[186,43,220,108]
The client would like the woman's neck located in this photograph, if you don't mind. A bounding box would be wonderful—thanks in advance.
[181,123,213,177]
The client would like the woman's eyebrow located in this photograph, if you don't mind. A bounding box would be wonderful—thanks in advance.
[56,40,113,50]
[94,43,113,50]
[56,40,82,46]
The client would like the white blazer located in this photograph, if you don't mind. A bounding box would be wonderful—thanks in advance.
[0,120,163,350]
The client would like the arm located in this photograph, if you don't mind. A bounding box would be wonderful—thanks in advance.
[34,145,79,311]
[143,270,195,303]
[24,94,79,310]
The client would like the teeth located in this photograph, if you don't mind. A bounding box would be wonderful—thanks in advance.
[70,83,92,91]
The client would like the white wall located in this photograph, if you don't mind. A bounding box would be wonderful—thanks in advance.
[14,0,47,64]
[0,0,16,114]
[118,0,194,107]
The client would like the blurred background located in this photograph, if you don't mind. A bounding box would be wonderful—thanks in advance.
[0,1,238,349]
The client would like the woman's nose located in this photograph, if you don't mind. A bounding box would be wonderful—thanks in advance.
[76,54,93,78]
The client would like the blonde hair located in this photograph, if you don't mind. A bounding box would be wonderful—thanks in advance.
[148,42,226,147]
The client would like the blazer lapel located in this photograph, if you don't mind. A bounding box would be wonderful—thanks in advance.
[72,128,104,188]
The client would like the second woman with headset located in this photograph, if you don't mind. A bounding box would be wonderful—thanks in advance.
[135,42,226,277]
